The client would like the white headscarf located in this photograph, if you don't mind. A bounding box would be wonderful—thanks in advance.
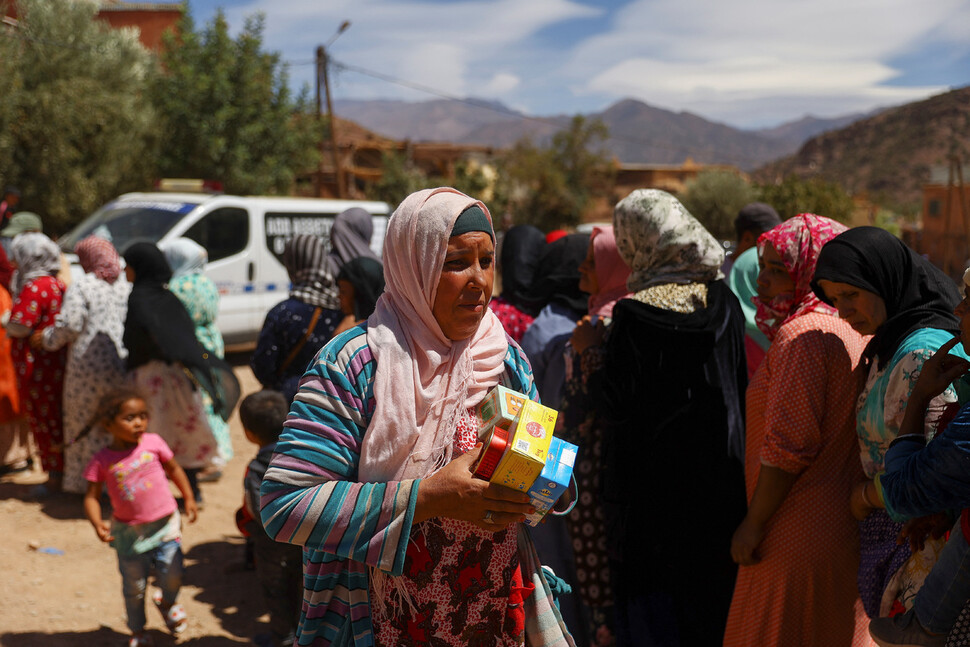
[10,232,61,296]
[159,238,208,277]
[359,188,508,482]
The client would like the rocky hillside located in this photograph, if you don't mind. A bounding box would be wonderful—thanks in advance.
[754,86,970,208]
[336,96,870,171]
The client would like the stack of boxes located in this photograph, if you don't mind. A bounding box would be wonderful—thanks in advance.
[473,385,577,526]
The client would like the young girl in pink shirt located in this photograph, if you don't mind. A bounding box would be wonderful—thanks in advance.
[82,388,198,647]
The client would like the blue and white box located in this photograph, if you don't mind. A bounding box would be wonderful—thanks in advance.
[524,437,578,527]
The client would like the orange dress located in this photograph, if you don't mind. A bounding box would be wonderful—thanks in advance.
[724,311,872,646]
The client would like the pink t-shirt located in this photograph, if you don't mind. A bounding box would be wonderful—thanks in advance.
[83,433,177,525]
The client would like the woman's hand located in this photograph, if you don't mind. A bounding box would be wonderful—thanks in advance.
[850,480,878,520]
[912,337,970,404]
[730,516,765,566]
[416,443,534,531]
[898,512,952,553]
[29,330,44,350]
[571,316,605,356]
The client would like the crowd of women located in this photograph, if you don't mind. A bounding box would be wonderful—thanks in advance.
[254,185,970,647]
[7,185,970,647]
[0,206,387,507]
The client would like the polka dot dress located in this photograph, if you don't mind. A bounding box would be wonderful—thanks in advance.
[723,312,872,647]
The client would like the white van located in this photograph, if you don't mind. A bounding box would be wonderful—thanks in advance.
[58,192,391,346]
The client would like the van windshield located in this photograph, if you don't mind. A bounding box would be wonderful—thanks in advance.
[59,200,200,253]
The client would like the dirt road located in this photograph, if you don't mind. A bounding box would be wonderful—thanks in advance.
[0,355,272,647]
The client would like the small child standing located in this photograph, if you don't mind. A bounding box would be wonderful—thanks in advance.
[237,390,303,647]
[82,387,198,647]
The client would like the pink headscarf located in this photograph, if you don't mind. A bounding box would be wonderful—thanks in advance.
[75,236,121,284]
[754,214,847,341]
[586,225,631,319]
[359,188,508,482]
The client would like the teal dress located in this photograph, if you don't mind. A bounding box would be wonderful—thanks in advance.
[856,327,969,616]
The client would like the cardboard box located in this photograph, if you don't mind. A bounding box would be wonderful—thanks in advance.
[491,399,557,491]
[524,437,577,526]
[477,385,527,437]
[474,386,528,479]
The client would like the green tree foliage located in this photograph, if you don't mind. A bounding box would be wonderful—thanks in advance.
[0,0,157,233]
[680,170,757,240]
[368,151,431,207]
[495,116,614,232]
[367,152,494,211]
[756,174,856,223]
[151,10,317,195]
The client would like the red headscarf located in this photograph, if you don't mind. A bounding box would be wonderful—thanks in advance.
[586,226,631,319]
[754,214,847,341]
[75,236,121,284]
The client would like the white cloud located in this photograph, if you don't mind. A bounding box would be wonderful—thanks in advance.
[202,0,970,127]
[484,72,521,94]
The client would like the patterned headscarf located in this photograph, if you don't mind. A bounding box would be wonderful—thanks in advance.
[75,236,121,284]
[586,225,631,319]
[159,238,207,278]
[10,232,61,296]
[283,234,339,310]
[359,187,507,483]
[613,189,724,292]
[754,214,847,341]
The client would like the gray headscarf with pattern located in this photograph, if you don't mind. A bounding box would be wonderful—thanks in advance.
[613,189,724,292]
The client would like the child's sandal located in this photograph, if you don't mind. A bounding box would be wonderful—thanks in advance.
[151,589,188,635]
[128,633,155,647]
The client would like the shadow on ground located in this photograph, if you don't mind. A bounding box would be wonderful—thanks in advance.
[0,627,248,646]
[0,481,88,521]
[184,537,269,642]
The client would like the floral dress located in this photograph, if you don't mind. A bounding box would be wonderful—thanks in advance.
[9,276,67,473]
[41,273,129,493]
[559,335,614,646]
[371,410,527,647]
[856,327,966,617]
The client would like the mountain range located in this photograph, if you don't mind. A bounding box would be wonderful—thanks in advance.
[335,96,875,171]
[336,86,970,208]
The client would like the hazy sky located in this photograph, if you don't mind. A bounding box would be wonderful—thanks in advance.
[184,0,970,129]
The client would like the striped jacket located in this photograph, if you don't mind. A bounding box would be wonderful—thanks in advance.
[260,323,537,646]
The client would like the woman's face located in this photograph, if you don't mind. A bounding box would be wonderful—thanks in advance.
[125,266,135,283]
[756,243,794,302]
[578,239,599,296]
[816,280,888,335]
[432,231,495,341]
[337,279,355,317]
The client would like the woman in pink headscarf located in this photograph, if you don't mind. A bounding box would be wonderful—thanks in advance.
[35,236,130,494]
[560,225,631,645]
[260,188,575,647]
[724,214,870,646]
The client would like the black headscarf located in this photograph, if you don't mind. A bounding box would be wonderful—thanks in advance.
[522,232,590,318]
[499,225,545,315]
[337,256,385,321]
[812,226,962,368]
[123,242,240,419]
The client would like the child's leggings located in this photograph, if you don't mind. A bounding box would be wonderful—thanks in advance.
[117,539,184,633]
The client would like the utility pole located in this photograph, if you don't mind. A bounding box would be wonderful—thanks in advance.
[314,21,351,199]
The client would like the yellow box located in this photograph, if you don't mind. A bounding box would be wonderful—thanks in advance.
[490,399,557,491]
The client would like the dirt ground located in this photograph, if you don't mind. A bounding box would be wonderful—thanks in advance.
[0,354,273,647]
